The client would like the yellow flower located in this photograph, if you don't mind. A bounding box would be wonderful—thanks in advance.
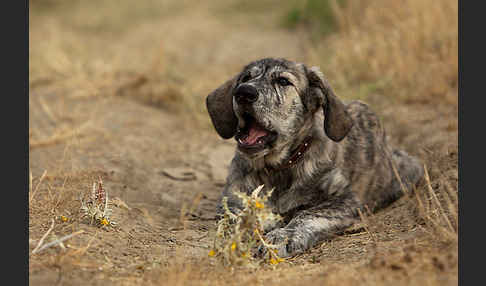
[255,200,264,209]
[269,257,285,265]
[231,242,237,251]
[208,250,216,257]
[100,218,109,225]
[60,216,68,222]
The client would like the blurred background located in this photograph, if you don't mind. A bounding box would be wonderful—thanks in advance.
[29,0,458,131]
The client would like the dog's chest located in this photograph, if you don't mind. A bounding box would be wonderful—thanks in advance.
[260,168,292,191]
[255,163,348,215]
[256,168,319,215]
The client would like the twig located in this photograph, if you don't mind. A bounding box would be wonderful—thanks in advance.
[33,230,85,254]
[160,170,196,181]
[423,166,455,233]
[52,174,69,214]
[51,234,66,250]
[30,170,47,203]
[357,208,377,244]
[32,219,55,254]
[414,185,429,222]
[391,160,409,196]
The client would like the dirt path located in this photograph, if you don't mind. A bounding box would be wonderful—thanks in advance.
[29,2,310,283]
[29,1,457,285]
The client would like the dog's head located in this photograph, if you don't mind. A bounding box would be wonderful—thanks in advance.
[206,58,353,162]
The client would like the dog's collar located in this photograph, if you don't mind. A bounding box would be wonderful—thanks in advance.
[266,136,313,172]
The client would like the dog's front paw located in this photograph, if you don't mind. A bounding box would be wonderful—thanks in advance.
[257,228,304,258]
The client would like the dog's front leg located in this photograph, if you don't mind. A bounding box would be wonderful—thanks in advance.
[263,192,361,258]
[216,167,263,219]
[217,175,284,232]
[216,182,248,218]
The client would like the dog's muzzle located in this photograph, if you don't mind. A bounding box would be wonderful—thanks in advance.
[234,84,258,104]
[235,112,277,154]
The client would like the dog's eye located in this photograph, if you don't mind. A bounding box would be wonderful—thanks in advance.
[276,77,292,87]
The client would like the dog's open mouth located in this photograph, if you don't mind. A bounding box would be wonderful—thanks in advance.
[235,113,277,152]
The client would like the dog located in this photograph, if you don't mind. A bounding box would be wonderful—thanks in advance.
[206,58,424,258]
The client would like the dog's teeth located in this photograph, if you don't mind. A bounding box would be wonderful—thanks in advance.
[258,140,263,144]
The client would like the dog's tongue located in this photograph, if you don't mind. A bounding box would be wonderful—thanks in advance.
[243,121,268,145]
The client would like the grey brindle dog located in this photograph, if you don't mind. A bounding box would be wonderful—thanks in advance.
[206,58,424,258]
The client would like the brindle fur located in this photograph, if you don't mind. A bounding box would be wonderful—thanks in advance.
[206,58,424,258]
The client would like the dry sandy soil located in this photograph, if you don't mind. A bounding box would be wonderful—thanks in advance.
[29,1,458,285]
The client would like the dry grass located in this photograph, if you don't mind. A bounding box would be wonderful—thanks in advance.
[29,171,104,264]
[29,151,458,286]
[313,0,458,105]
[29,121,93,149]
[29,0,203,119]
[29,0,457,285]
[414,167,458,242]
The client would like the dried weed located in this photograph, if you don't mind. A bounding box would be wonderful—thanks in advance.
[209,185,285,268]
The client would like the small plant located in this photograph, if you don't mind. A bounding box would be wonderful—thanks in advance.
[80,177,117,227]
[209,185,286,267]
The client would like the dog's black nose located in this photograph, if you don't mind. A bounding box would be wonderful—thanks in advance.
[234,84,258,104]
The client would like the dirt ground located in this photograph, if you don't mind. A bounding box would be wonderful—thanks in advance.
[29,1,458,285]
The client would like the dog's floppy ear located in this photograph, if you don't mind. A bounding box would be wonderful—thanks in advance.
[306,66,353,142]
[206,75,238,139]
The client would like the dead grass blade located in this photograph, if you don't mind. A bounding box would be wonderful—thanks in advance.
[29,121,92,149]
[423,166,456,235]
[29,169,33,194]
[38,95,58,123]
[442,182,458,231]
[32,218,55,254]
[391,160,409,196]
[29,170,48,204]
[357,208,377,244]
[412,164,458,243]
[33,230,85,254]
[179,192,204,231]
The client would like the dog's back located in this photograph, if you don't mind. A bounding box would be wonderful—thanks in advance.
[341,101,423,212]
